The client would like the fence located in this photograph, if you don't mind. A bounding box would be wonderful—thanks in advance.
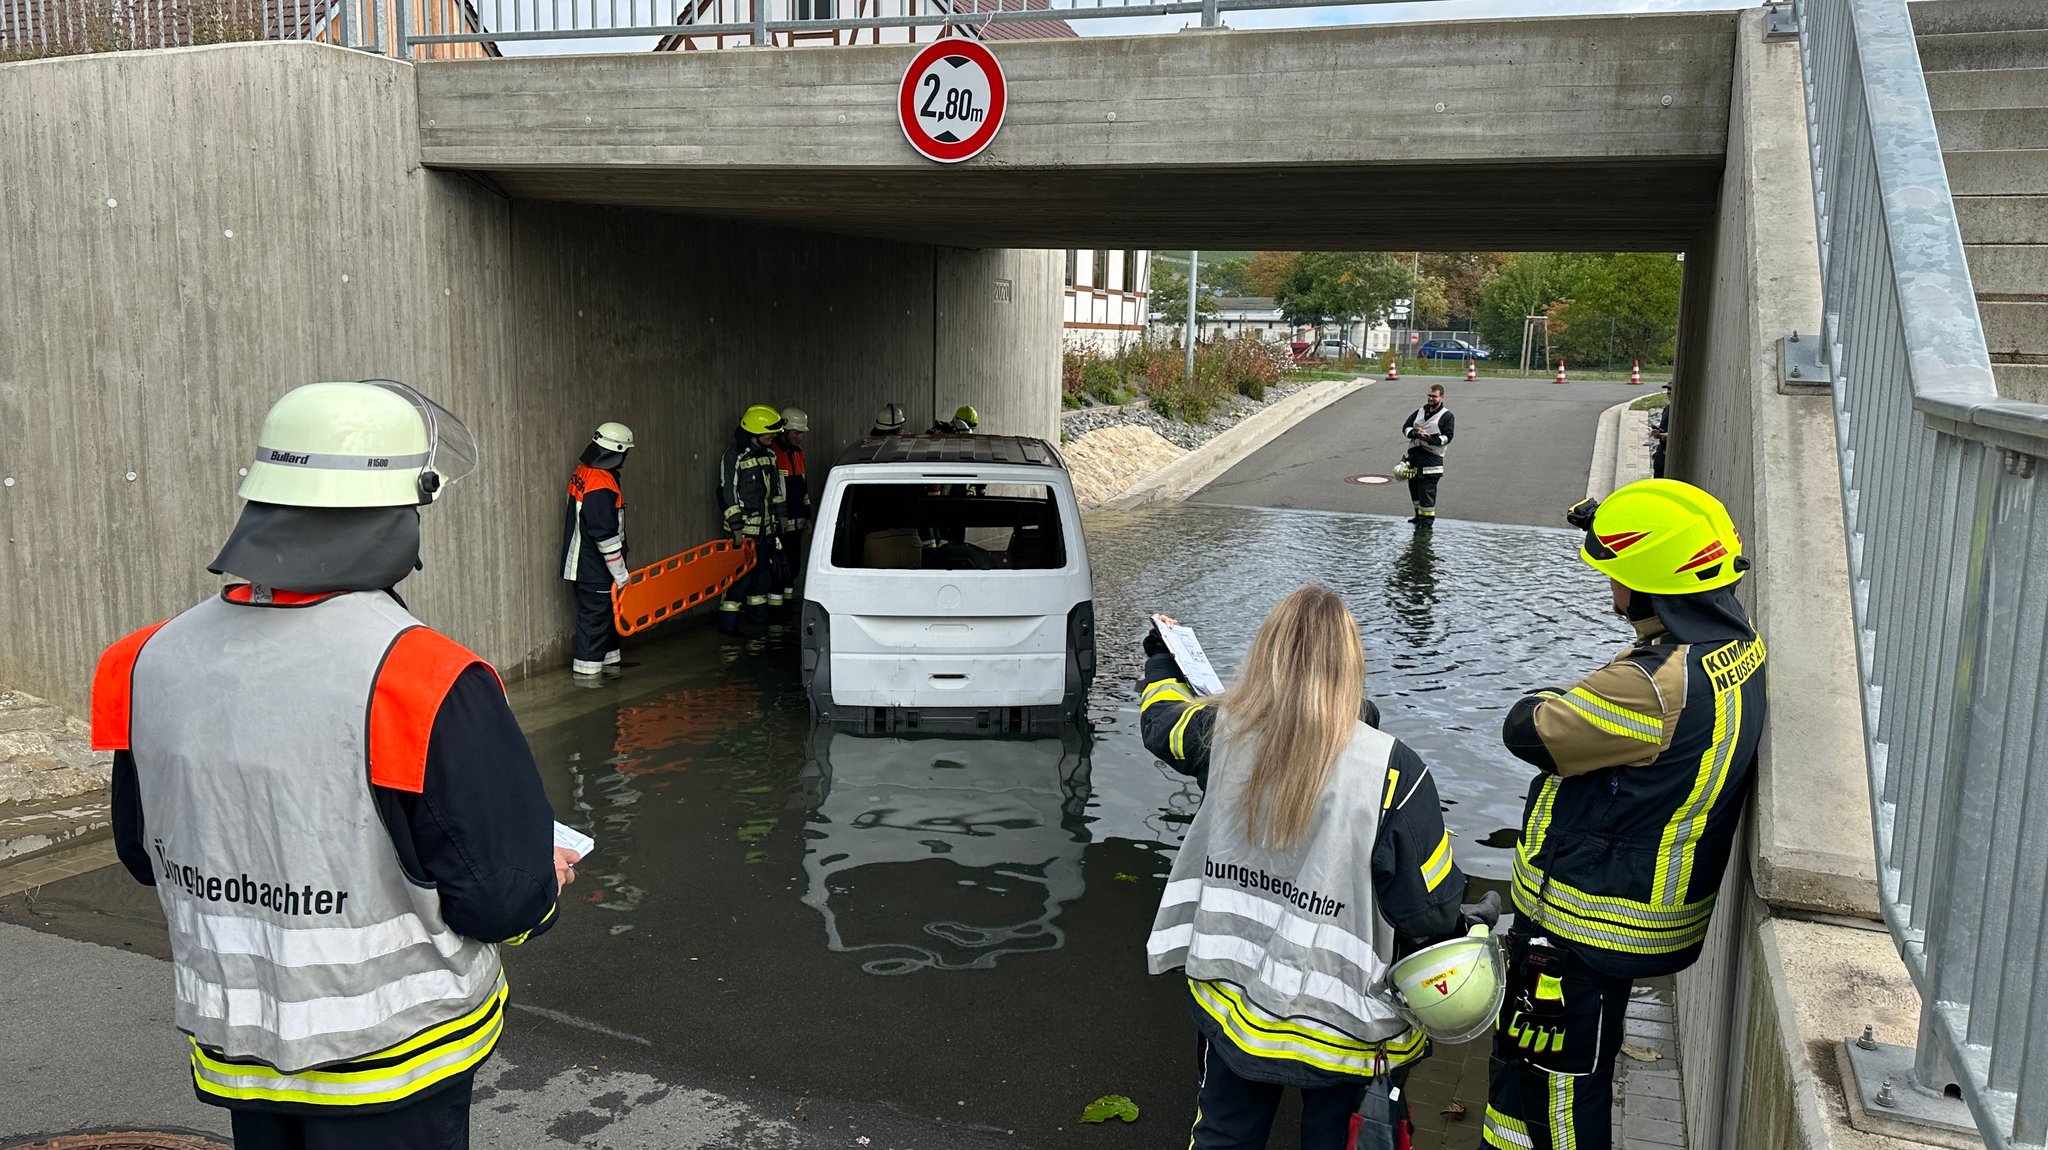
[1794,0,2048,1145]
[0,0,385,56]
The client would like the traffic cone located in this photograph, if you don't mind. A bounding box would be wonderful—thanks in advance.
[1554,359,1568,385]
[1630,360,1642,385]
[1385,358,1399,381]
[1465,359,1478,382]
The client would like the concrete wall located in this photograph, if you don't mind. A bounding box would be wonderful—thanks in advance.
[0,42,1061,715]
[1674,12,1910,1150]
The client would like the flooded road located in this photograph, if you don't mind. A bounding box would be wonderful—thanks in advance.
[1,502,1628,1148]
[507,503,1621,1145]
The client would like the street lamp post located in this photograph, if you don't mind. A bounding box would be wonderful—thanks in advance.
[1186,250,1200,385]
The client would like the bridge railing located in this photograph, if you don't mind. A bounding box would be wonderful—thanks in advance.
[0,0,387,58]
[1794,0,2048,1146]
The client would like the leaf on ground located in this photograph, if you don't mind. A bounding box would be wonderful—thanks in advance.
[1082,1094,1140,1124]
[1620,1043,1664,1062]
[1440,1100,1468,1120]
[1114,872,1142,882]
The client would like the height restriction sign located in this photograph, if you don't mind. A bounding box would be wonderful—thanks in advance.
[898,38,1007,164]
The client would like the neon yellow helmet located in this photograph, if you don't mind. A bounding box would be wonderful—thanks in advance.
[952,405,980,431]
[1573,479,1747,595]
[740,405,785,436]
[239,380,477,508]
[1389,924,1506,1044]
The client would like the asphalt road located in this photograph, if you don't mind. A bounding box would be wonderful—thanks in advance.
[1192,376,1647,526]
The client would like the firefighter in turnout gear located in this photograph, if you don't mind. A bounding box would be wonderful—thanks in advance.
[718,404,787,635]
[93,380,571,1150]
[1400,384,1454,528]
[1482,479,1767,1150]
[869,402,907,439]
[1139,588,1478,1150]
[562,421,634,676]
[931,404,979,434]
[772,407,811,610]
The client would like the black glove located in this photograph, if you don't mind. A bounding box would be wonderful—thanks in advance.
[1460,890,1503,930]
[1565,497,1600,532]
[1142,622,1170,659]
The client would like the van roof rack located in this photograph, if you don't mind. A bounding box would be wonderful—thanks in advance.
[838,434,1066,469]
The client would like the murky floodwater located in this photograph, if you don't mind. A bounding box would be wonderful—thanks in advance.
[494,502,1623,1145]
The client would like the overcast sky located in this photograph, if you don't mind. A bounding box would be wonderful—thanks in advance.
[493,0,1758,54]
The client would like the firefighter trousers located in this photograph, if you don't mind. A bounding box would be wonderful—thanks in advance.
[228,1079,474,1150]
[1189,1036,1387,1150]
[1406,474,1441,521]
[1482,931,1634,1150]
[570,582,620,671]
[719,536,779,634]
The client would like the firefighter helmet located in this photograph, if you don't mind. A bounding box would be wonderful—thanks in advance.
[1389,924,1506,1044]
[592,422,634,454]
[781,407,810,433]
[1576,479,1747,595]
[871,403,907,436]
[950,405,980,431]
[239,380,477,509]
[740,405,785,436]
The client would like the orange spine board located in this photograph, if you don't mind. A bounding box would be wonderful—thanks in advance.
[612,539,759,636]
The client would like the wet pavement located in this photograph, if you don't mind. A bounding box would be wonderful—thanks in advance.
[2,498,1652,1148]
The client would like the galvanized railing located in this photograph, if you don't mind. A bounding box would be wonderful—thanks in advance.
[0,0,386,56]
[1795,0,2048,1145]
[397,0,1431,54]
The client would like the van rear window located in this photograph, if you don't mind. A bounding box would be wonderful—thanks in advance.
[830,483,1067,571]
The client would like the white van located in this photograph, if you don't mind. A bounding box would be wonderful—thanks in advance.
[800,435,1095,732]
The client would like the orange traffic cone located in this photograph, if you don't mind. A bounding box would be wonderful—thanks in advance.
[1554,359,1569,385]
[1630,360,1642,385]
[1385,358,1400,381]
[1465,359,1478,382]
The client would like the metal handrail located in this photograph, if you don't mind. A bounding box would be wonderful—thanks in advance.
[1794,0,2048,1145]
[0,0,386,56]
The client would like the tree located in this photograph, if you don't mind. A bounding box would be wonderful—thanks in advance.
[1204,257,1254,299]
[1476,253,1571,364]
[1412,277,1452,329]
[1248,251,1303,298]
[1551,253,1683,367]
[1273,252,1413,337]
[1419,252,1509,325]
[1149,262,1217,324]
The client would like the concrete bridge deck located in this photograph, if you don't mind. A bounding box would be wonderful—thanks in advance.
[414,12,1737,250]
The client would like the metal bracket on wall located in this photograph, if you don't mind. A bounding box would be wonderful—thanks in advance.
[1835,1038,1983,1148]
[1781,331,1834,394]
[1764,4,1799,40]
[2006,449,2038,480]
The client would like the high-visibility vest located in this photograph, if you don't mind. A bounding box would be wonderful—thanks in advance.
[1147,721,1417,1074]
[562,465,626,582]
[1512,632,1767,978]
[92,588,508,1106]
[1407,406,1449,473]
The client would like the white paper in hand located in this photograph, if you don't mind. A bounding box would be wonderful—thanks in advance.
[1153,615,1225,696]
[553,821,595,859]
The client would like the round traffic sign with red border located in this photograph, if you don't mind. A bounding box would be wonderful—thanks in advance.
[898,38,1007,164]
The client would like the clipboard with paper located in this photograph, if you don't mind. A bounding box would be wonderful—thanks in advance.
[1151,615,1225,696]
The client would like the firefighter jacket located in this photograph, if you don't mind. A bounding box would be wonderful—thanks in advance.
[1140,644,1465,1085]
[94,585,559,1112]
[1401,404,1454,475]
[1501,587,1767,979]
[772,437,810,533]
[562,464,626,585]
[719,431,784,538]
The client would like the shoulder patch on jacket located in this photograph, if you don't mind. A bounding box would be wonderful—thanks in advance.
[369,628,503,793]
[90,621,170,751]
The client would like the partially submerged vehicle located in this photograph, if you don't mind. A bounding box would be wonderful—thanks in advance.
[800,435,1094,732]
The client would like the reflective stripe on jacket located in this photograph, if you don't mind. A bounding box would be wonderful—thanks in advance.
[1506,618,1767,978]
[1403,405,1452,474]
[1147,722,1415,1072]
[562,465,625,582]
[719,443,784,537]
[97,590,507,1103]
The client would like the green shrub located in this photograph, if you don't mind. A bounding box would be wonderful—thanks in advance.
[1081,360,1128,405]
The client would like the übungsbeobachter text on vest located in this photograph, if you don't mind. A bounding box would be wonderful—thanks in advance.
[1206,858,1347,917]
[154,839,352,916]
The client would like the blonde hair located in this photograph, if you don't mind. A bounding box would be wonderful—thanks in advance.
[1216,584,1366,851]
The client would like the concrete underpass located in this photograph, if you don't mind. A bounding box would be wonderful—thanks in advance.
[0,7,1943,1149]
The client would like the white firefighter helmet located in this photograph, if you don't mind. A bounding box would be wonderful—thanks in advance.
[1393,459,1418,481]
[238,380,478,508]
[593,421,635,454]
[781,407,810,433]
[1388,924,1506,1044]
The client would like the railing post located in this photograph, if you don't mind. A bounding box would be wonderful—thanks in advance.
[394,0,412,58]
[1200,0,1217,27]
[751,0,769,44]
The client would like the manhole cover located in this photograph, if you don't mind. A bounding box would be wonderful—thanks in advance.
[2,1133,231,1150]
[1345,474,1395,485]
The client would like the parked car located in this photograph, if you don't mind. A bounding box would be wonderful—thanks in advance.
[801,434,1094,733]
[1318,338,1363,360]
[1418,338,1491,361]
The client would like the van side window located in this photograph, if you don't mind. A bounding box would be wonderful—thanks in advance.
[830,483,1067,571]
